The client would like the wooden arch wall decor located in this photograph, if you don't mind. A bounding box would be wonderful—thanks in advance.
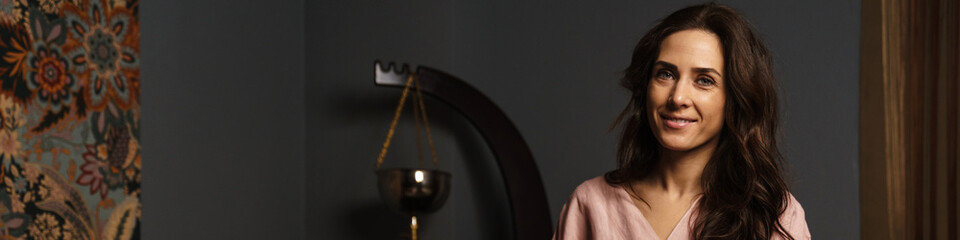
[374,61,553,240]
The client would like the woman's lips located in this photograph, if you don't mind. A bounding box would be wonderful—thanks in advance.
[662,114,697,129]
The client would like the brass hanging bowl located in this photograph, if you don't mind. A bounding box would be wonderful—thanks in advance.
[372,67,451,240]
[376,168,451,215]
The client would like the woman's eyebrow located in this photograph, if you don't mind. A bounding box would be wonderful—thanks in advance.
[654,61,678,70]
[655,61,722,78]
[693,67,722,78]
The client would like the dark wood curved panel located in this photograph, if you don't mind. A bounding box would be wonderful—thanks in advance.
[374,62,553,240]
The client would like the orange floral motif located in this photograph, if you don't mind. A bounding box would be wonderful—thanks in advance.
[26,44,78,112]
[0,0,140,239]
[0,20,32,102]
[0,0,26,24]
[0,130,20,160]
[27,213,63,240]
[63,0,140,111]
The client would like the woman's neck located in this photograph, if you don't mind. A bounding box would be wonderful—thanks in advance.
[649,137,719,200]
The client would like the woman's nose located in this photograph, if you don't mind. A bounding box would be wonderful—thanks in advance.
[668,79,693,109]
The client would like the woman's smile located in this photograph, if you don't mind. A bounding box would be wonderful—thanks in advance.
[661,113,698,129]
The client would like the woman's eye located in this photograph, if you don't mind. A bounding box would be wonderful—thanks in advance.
[696,77,716,86]
[656,71,675,80]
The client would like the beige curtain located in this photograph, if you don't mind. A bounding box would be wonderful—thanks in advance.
[861,0,960,239]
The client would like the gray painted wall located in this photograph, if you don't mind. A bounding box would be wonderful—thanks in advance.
[140,0,858,239]
[140,0,305,239]
[306,1,860,239]
[450,1,861,239]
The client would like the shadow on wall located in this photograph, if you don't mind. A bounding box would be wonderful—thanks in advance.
[450,99,514,239]
[339,200,409,238]
[331,86,514,239]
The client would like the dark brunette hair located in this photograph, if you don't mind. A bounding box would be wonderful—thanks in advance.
[604,3,793,240]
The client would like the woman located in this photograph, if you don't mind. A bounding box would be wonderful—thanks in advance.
[553,3,811,240]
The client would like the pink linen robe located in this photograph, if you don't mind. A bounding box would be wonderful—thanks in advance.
[553,176,812,240]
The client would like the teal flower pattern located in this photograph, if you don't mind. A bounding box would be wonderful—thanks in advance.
[0,0,141,239]
[26,44,77,112]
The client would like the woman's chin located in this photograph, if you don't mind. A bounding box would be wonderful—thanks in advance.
[658,139,698,152]
[661,144,695,152]
[657,134,720,153]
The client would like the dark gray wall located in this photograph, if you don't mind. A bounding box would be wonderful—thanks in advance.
[307,1,860,239]
[140,0,305,239]
[140,0,858,239]
[451,1,862,239]
[305,2,514,239]
[735,1,861,239]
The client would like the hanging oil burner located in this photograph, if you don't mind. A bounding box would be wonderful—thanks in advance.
[375,72,451,240]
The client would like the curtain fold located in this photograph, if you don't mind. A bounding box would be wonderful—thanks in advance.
[903,0,960,239]
[861,0,959,239]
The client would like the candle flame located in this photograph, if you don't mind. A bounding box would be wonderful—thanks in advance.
[414,170,424,183]
[411,216,418,240]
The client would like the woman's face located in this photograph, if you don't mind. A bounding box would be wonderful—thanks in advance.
[647,29,726,153]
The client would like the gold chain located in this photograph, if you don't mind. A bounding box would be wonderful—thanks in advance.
[414,76,438,167]
[413,86,424,168]
[375,73,439,169]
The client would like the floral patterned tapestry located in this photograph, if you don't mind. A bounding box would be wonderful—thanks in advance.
[0,0,140,239]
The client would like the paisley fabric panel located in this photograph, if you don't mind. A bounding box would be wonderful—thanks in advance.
[0,0,141,239]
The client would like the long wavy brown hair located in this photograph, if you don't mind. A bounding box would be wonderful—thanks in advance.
[604,3,793,240]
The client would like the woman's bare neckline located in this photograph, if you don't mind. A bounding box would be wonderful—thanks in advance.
[618,182,700,240]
